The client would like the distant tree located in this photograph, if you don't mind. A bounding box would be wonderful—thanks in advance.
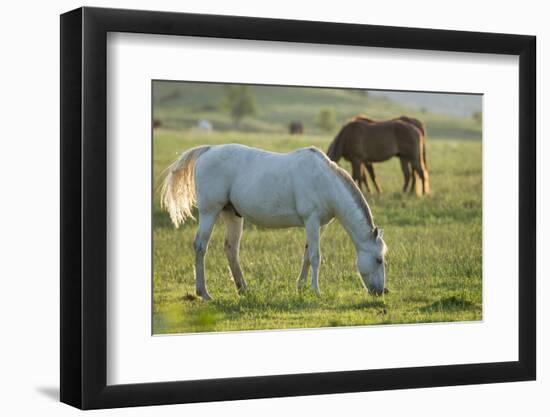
[317,109,337,132]
[472,111,482,124]
[157,91,180,104]
[222,85,257,126]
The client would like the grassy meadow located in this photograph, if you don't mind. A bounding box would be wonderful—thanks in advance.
[152,82,482,334]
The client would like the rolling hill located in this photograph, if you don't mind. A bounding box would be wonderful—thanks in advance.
[152,81,482,140]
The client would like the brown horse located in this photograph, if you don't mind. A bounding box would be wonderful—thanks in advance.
[352,116,428,193]
[289,121,304,134]
[327,117,430,195]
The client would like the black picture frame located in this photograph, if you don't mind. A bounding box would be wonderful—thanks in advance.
[60,6,536,410]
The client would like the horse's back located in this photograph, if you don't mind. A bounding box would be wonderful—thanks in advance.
[198,143,325,171]
[341,121,399,162]
[195,143,281,179]
[194,144,332,227]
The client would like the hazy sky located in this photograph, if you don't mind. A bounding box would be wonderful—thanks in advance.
[368,90,482,118]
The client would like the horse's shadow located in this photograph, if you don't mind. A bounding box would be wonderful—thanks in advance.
[208,294,386,314]
[337,299,387,310]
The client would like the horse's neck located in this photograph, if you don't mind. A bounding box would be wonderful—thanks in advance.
[330,181,372,252]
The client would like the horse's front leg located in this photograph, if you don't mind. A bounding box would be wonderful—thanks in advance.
[193,211,219,300]
[359,163,371,193]
[350,159,362,191]
[297,225,328,292]
[296,243,310,291]
[305,216,322,297]
[399,158,411,192]
[365,163,381,193]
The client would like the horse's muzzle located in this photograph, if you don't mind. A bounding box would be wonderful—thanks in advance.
[368,287,385,296]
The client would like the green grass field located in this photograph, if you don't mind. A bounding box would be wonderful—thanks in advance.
[152,130,482,334]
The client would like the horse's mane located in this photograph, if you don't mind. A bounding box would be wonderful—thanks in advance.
[309,147,375,230]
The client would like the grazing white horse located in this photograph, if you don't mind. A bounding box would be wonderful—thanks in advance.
[161,144,387,300]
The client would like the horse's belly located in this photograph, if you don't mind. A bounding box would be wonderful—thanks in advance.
[229,169,304,228]
[235,197,303,227]
[364,142,398,162]
[242,211,303,228]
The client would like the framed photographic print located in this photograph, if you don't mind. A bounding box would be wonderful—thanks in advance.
[60,6,536,409]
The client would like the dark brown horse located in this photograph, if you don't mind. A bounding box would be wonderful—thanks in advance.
[352,116,428,193]
[327,116,430,195]
[289,121,304,134]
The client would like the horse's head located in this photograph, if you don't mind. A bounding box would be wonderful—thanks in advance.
[356,227,387,296]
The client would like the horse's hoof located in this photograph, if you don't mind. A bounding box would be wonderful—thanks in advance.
[182,293,198,301]
[313,289,321,297]
[197,291,212,301]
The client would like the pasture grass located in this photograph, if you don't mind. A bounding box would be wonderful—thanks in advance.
[152,130,482,334]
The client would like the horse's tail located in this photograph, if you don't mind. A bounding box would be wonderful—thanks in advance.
[327,125,347,161]
[422,134,428,171]
[160,145,211,228]
[417,130,431,194]
[399,116,428,169]
[416,119,428,171]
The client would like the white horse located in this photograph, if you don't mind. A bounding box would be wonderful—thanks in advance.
[161,144,387,300]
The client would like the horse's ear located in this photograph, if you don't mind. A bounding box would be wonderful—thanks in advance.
[372,227,383,239]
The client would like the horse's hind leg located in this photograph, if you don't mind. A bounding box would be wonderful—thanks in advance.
[418,163,430,195]
[399,158,411,192]
[409,163,417,193]
[305,216,322,297]
[366,163,381,193]
[421,165,431,195]
[410,159,427,196]
[193,210,220,300]
[220,209,247,294]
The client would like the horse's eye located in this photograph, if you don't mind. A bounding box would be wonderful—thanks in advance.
[376,257,383,265]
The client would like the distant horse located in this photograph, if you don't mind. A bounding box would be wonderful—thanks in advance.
[289,121,304,134]
[351,116,428,194]
[327,117,430,195]
[161,144,387,300]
